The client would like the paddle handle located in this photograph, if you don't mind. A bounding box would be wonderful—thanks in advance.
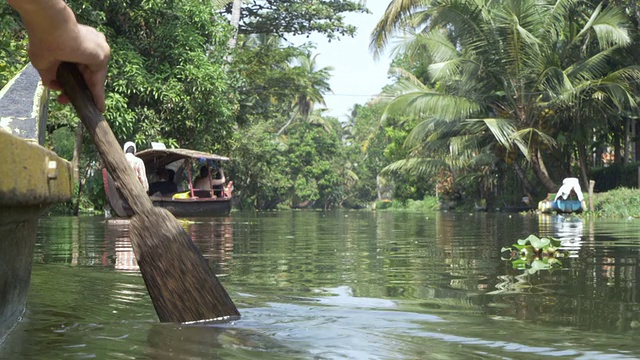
[56,62,152,214]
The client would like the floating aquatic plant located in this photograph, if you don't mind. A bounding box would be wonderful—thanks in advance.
[501,234,567,274]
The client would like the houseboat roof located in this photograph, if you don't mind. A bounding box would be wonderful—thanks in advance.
[136,148,229,168]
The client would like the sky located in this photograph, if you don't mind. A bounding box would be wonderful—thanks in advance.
[292,2,393,122]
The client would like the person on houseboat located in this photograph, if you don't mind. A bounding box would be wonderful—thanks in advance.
[211,168,226,197]
[148,167,177,196]
[193,166,209,190]
[123,141,148,192]
[194,165,226,197]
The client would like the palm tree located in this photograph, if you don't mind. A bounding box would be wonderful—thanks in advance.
[372,0,640,193]
[277,51,333,135]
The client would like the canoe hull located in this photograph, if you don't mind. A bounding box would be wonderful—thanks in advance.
[552,199,584,213]
[0,134,73,343]
[0,207,40,343]
[151,197,232,218]
[0,63,73,344]
[539,198,585,214]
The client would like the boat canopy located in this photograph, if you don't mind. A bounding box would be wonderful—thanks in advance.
[136,148,229,169]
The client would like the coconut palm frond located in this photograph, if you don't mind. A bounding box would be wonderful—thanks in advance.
[605,66,640,85]
[514,127,556,146]
[370,0,429,58]
[425,119,466,143]
[512,128,556,160]
[466,118,517,150]
[449,134,482,159]
[539,66,574,96]
[429,0,486,51]
[565,47,615,82]
[490,4,546,80]
[242,33,283,48]
[552,66,640,111]
[381,157,446,177]
[544,0,579,36]
[429,59,465,81]
[423,30,458,63]
[576,4,631,48]
[388,67,429,87]
[344,169,359,182]
[405,92,481,121]
[589,81,636,112]
[212,0,230,9]
[381,91,427,119]
[381,73,482,123]
[389,29,431,63]
[405,117,439,147]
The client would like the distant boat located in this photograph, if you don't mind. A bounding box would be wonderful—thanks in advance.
[538,178,585,214]
[104,147,232,218]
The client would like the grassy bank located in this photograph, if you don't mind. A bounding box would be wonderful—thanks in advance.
[591,187,640,218]
[373,196,441,212]
[373,188,640,218]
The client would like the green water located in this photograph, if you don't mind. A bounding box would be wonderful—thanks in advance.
[1,211,640,359]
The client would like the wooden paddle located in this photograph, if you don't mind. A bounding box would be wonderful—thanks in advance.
[57,62,240,323]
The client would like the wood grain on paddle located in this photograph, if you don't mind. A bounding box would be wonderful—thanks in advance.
[57,62,240,323]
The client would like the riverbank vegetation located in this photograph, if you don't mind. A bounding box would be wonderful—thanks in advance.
[2,0,640,216]
[373,187,640,219]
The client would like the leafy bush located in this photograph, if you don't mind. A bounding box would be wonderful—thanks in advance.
[375,200,393,210]
[593,187,640,218]
[374,196,439,212]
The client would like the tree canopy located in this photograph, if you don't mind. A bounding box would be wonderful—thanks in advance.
[225,0,369,40]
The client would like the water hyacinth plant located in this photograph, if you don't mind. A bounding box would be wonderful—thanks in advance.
[501,235,567,274]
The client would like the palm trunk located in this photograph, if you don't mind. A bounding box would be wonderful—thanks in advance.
[577,144,590,192]
[512,161,537,197]
[72,124,83,182]
[614,131,622,164]
[625,117,631,164]
[72,125,84,216]
[276,108,300,135]
[634,119,639,162]
[530,147,557,193]
[73,161,90,216]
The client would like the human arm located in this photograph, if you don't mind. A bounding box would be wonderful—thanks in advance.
[210,169,226,186]
[8,0,110,112]
[132,158,149,192]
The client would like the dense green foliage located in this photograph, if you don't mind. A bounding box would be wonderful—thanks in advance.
[371,0,640,206]
[0,3,27,85]
[228,0,368,40]
[593,187,640,218]
[2,0,376,212]
[4,0,640,214]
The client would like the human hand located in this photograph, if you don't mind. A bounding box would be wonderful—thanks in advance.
[9,0,111,112]
[28,24,111,112]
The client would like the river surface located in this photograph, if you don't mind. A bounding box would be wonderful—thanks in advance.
[1,211,640,359]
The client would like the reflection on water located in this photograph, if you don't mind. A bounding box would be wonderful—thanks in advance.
[105,219,138,272]
[2,212,640,359]
[539,214,585,256]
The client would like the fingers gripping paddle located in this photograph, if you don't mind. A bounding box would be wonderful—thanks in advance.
[57,62,240,323]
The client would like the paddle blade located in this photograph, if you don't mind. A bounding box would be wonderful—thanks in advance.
[129,207,240,323]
